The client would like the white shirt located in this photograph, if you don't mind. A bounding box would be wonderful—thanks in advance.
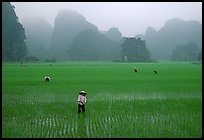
[78,95,86,105]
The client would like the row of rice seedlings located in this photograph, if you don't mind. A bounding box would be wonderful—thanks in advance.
[27,114,67,138]
[2,92,201,138]
[86,95,201,138]
[76,97,199,137]
[3,105,201,138]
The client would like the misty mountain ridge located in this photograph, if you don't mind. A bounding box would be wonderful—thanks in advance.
[22,17,53,60]
[49,9,100,60]
[68,29,121,61]
[20,9,201,61]
[102,27,122,42]
[136,17,202,60]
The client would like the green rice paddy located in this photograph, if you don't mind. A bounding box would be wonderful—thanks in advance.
[2,61,202,138]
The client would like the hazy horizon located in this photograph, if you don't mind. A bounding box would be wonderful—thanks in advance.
[11,2,202,37]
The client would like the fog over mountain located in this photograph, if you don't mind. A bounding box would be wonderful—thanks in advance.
[12,2,202,37]
[136,18,202,60]
[49,9,98,60]
[103,27,122,42]
[68,29,121,61]
[22,17,53,59]
[17,6,201,61]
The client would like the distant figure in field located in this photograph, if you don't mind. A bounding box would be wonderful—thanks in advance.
[154,70,157,74]
[78,90,87,113]
[134,67,138,73]
[45,76,50,82]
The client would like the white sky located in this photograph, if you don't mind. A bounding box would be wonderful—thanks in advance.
[11,2,202,37]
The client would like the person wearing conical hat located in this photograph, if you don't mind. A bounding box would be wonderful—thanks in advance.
[78,90,87,113]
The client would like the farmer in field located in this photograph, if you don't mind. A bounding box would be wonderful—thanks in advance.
[44,76,50,82]
[78,90,87,113]
[134,67,138,73]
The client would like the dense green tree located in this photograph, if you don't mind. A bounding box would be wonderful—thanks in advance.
[2,2,27,61]
[121,37,151,62]
[197,49,202,61]
[171,42,200,61]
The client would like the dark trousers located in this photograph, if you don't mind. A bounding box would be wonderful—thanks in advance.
[78,104,85,113]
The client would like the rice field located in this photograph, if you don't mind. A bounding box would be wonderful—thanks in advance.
[2,61,202,138]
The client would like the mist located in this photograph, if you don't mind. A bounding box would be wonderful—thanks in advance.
[3,2,202,61]
[12,2,202,36]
